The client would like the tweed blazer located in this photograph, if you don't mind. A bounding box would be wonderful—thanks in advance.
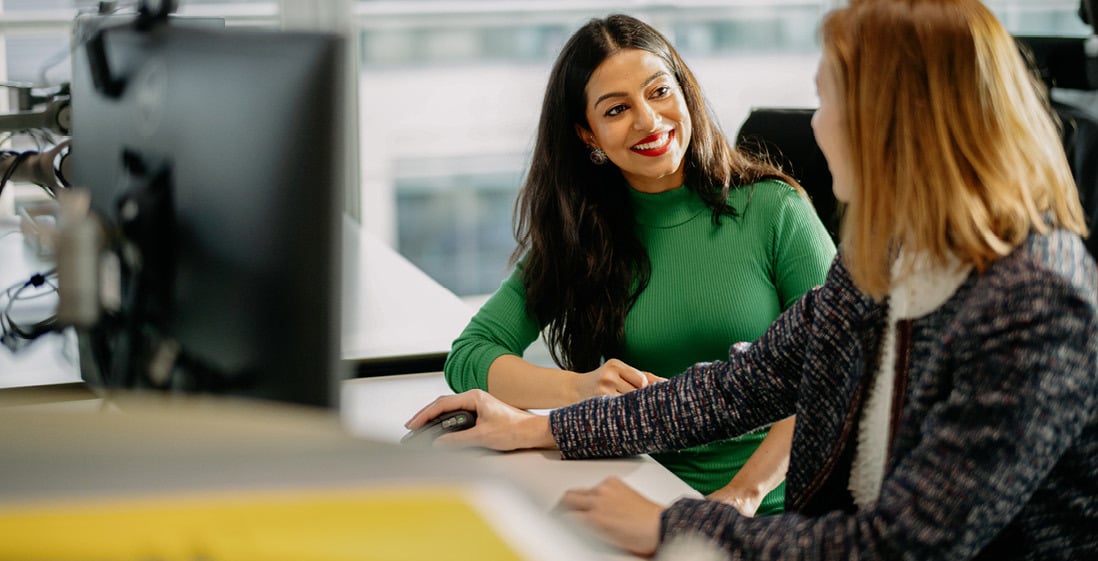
[549,229,1098,560]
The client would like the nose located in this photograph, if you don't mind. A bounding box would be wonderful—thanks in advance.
[633,100,659,131]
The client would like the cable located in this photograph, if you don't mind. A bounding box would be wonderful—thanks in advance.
[0,149,33,200]
[36,47,72,89]
[0,268,59,353]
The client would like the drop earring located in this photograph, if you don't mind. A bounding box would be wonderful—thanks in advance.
[589,146,608,165]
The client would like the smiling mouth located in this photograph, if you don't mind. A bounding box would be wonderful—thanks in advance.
[631,130,675,156]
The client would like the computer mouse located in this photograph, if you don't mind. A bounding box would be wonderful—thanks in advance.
[401,409,477,446]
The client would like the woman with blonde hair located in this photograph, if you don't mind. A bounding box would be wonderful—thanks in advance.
[408,0,1097,558]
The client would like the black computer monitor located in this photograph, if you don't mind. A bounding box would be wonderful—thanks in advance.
[66,15,346,408]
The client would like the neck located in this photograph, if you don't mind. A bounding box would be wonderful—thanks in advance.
[623,169,685,194]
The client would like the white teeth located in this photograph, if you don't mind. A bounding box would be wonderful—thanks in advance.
[633,132,669,151]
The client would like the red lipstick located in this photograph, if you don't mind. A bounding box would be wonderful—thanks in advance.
[630,129,675,157]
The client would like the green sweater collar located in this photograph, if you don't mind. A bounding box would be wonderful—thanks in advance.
[629,184,711,228]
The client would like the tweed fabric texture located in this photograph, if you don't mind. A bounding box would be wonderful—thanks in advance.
[549,230,1098,560]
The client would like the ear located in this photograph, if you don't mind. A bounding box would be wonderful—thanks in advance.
[574,124,598,149]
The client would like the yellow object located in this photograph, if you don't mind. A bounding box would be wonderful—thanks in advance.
[0,485,524,561]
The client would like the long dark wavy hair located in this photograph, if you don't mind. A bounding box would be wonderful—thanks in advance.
[514,14,797,371]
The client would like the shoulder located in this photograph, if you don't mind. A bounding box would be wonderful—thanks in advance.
[955,231,1098,338]
[937,231,1098,408]
[976,230,1096,305]
[727,179,817,221]
[719,178,786,214]
[727,179,833,248]
[727,178,804,206]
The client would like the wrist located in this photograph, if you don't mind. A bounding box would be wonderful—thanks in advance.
[562,369,584,404]
[518,414,557,449]
[714,479,766,502]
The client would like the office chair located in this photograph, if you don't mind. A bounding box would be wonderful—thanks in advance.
[736,97,1098,258]
[1016,21,1098,259]
[1053,101,1098,259]
[735,107,840,242]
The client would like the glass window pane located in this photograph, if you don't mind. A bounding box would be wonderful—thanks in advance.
[357,0,1096,296]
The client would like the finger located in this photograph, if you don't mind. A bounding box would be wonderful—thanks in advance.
[611,378,635,395]
[621,368,649,389]
[404,392,475,429]
[558,488,596,511]
[599,475,625,488]
[405,396,446,429]
[549,497,573,515]
[643,372,667,384]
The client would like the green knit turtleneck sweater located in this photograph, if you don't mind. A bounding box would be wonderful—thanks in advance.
[444,180,836,512]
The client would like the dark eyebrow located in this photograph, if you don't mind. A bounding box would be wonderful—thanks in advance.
[592,71,670,109]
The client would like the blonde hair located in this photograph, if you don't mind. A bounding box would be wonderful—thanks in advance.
[822,0,1087,298]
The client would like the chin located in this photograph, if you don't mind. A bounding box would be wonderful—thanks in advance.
[831,181,852,203]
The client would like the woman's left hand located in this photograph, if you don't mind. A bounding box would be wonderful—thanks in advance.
[558,476,664,557]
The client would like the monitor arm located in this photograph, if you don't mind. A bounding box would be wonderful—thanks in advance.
[87,0,178,98]
[0,140,70,195]
[0,95,70,136]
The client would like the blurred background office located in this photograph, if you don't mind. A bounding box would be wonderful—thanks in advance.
[0,0,1091,301]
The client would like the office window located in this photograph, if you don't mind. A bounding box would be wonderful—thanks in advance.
[356,1,831,296]
[0,0,1092,296]
[394,160,524,296]
[1,2,277,85]
[0,1,279,215]
[986,0,1093,35]
[357,0,1095,297]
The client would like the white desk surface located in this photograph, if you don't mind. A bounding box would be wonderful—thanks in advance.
[342,371,701,559]
[0,392,602,561]
[0,219,82,388]
[3,216,699,558]
[340,216,474,364]
[0,374,701,561]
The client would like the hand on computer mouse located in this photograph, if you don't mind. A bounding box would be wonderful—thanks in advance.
[404,389,557,451]
[400,409,477,446]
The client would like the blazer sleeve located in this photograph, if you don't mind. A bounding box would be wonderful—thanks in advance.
[657,263,1098,560]
[546,257,847,459]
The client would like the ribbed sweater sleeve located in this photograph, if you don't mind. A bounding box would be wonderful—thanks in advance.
[768,185,837,309]
[443,265,542,393]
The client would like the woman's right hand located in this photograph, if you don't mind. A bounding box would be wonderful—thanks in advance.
[405,389,557,451]
[576,358,665,400]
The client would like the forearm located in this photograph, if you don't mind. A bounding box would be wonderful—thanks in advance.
[551,363,738,459]
[487,354,580,409]
[521,413,558,449]
[709,416,794,513]
[444,265,544,394]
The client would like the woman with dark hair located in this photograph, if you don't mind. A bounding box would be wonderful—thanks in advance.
[416,0,1097,558]
[443,14,836,515]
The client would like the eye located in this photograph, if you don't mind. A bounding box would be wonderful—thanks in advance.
[650,85,672,99]
[604,104,627,117]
